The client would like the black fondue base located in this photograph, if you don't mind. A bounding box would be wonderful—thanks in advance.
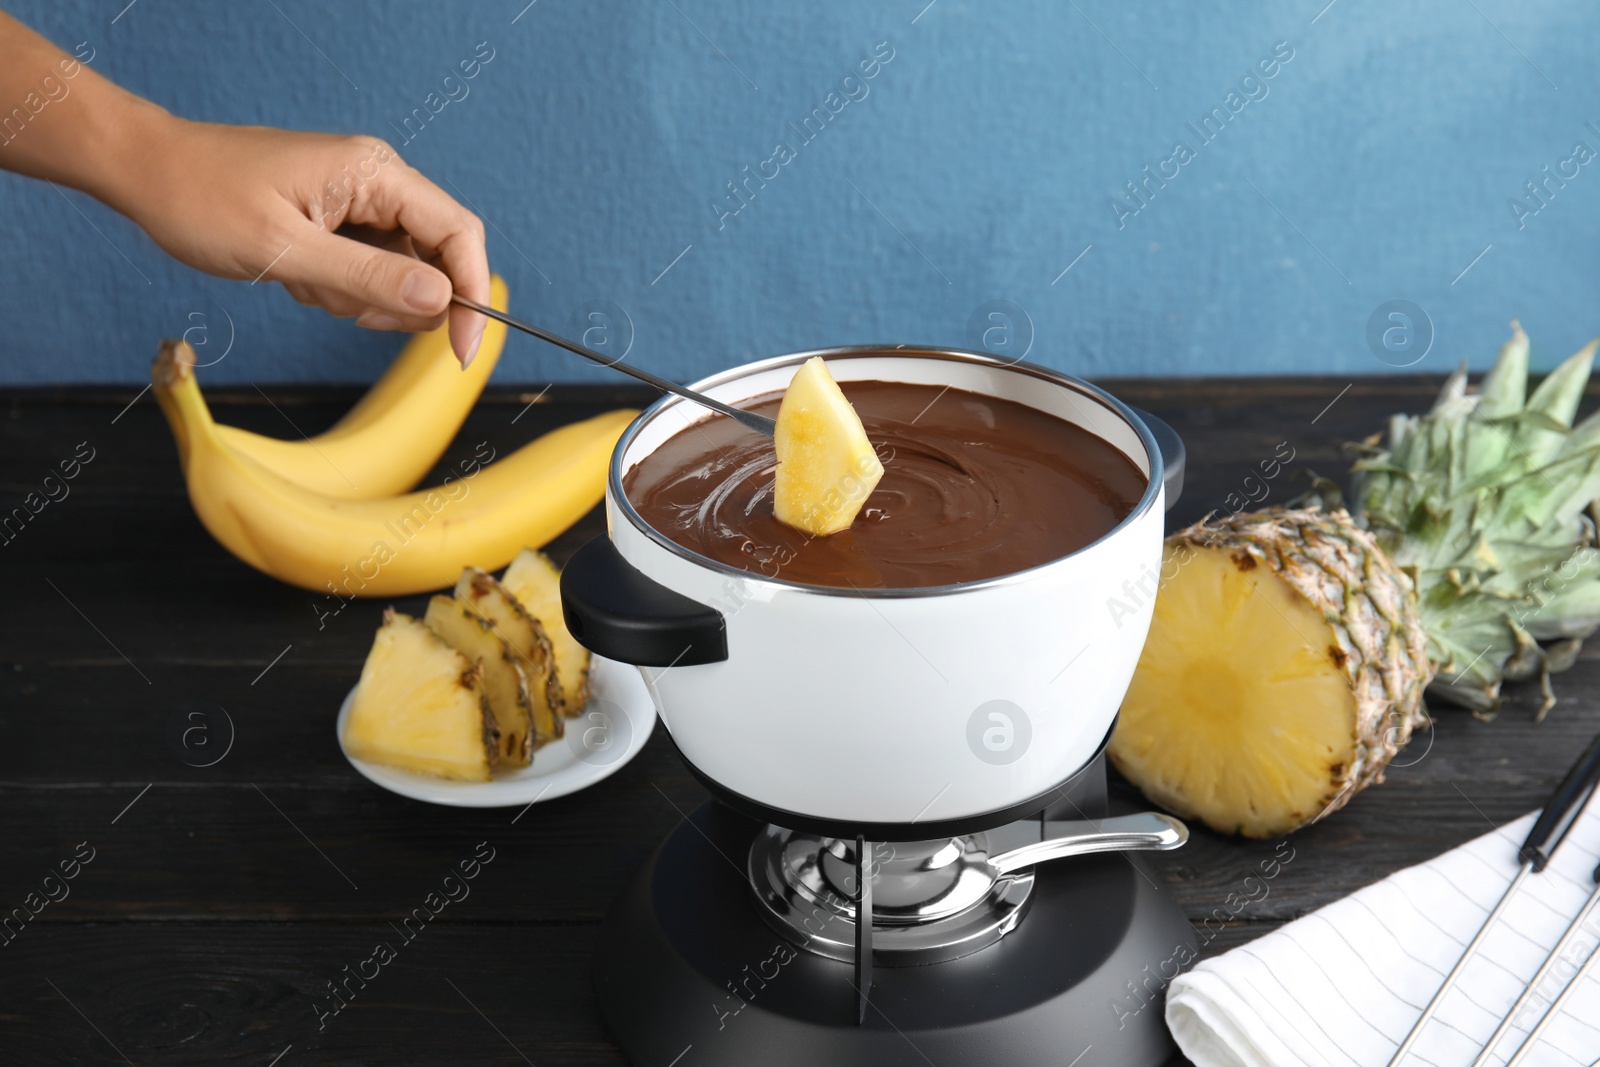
[595,801,1195,1066]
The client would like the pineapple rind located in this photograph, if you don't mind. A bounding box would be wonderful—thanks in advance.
[1250,510,1433,811]
[1110,508,1432,838]
[502,548,590,714]
[424,594,536,766]
[454,567,566,744]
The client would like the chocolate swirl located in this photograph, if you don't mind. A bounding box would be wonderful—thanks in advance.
[622,381,1147,589]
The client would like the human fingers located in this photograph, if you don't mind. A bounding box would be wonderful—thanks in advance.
[340,155,490,365]
[282,225,454,332]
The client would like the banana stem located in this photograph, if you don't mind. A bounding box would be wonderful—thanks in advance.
[151,340,216,465]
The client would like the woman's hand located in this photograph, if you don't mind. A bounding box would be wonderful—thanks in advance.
[114,118,491,366]
[0,12,489,365]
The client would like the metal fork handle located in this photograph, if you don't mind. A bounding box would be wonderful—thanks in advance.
[1503,919,1600,1067]
[1474,878,1600,1067]
[450,294,777,438]
[987,812,1189,876]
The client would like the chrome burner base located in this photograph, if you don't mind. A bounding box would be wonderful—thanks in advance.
[748,824,1041,965]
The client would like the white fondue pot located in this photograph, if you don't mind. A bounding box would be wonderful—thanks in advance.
[561,347,1179,839]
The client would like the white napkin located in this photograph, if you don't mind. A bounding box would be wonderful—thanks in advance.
[1167,805,1600,1067]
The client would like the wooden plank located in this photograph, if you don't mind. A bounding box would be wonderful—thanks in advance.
[5,641,1595,786]
[0,921,627,1065]
[0,705,1589,926]
[0,731,704,923]
[0,375,1478,573]
[0,385,648,499]
[5,381,1600,1064]
[0,509,607,661]
[0,916,1286,1066]
[0,772,1556,924]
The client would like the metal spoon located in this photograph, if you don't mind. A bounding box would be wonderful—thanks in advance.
[451,294,776,438]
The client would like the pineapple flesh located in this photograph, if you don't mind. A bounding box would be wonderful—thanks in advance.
[502,548,591,712]
[1110,509,1431,838]
[423,594,535,767]
[343,610,497,782]
[773,357,884,536]
[454,567,565,744]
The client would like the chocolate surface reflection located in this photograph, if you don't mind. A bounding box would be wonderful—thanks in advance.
[622,381,1146,588]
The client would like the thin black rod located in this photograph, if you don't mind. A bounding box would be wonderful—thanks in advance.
[451,294,776,437]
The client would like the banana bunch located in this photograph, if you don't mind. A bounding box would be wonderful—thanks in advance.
[216,277,512,499]
[152,285,638,596]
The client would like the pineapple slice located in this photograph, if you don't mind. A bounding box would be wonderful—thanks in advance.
[773,357,884,536]
[454,567,565,744]
[502,548,590,713]
[424,594,536,766]
[1109,509,1430,839]
[343,609,497,782]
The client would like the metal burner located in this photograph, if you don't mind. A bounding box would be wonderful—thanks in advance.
[748,825,1035,965]
[748,812,1190,968]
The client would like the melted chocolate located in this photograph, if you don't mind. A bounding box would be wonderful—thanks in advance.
[622,380,1147,589]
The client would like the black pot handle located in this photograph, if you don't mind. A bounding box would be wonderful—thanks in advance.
[559,536,728,667]
[1130,408,1184,511]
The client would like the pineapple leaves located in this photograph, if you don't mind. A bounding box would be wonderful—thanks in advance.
[1356,323,1600,718]
[1525,339,1597,429]
[1431,361,1472,415]
[1475,324,1528,419]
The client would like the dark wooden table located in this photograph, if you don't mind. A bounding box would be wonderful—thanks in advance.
[4,377,1597,1065]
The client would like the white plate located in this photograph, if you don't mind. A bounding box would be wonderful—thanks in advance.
[336,655,657,808]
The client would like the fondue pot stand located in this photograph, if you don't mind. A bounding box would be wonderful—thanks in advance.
[561,347,1193,1065]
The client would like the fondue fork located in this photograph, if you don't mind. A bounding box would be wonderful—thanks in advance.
[451,294,778,438]
[1388,732,1600,1067]
[1500,880,1600,1067]
[1476,828,1600,1067]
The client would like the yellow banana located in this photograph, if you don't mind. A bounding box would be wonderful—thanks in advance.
[154,341,637,597]
[214,275,511,499]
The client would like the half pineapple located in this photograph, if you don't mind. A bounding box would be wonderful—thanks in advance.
[1111,324,1600,837]
[343,610,498,782]
[1110,509,1430,838]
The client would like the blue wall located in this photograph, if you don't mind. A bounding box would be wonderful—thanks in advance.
[1,0,1597,385]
